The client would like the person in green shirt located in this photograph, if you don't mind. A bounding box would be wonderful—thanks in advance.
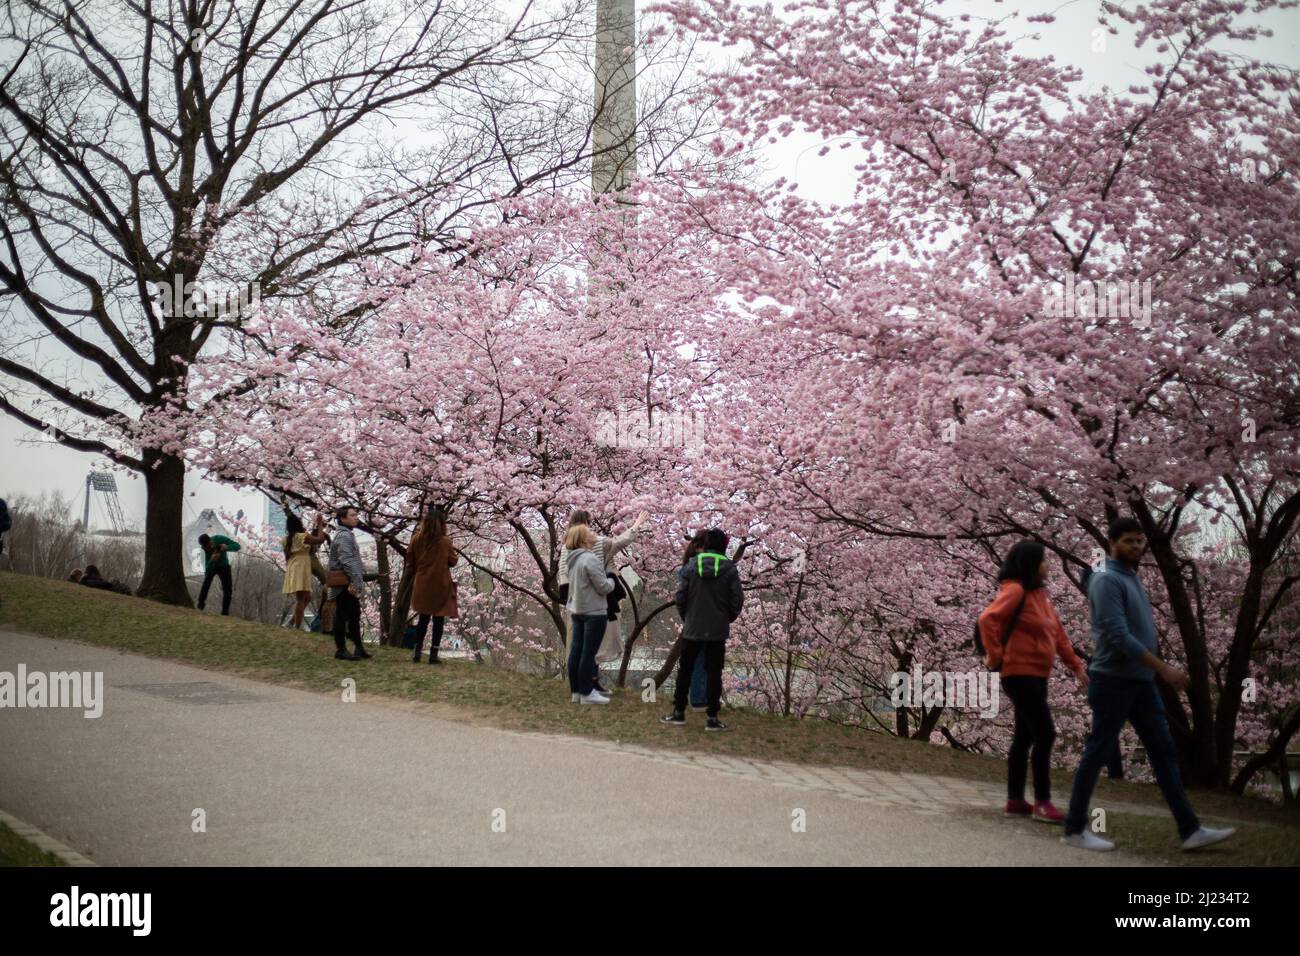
[197,533,241,615]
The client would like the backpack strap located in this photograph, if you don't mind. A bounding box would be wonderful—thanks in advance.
[1003,589,1029,651]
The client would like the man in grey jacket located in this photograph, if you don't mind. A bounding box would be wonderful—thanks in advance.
[1062,517,1232,852]
[329,506,371,661]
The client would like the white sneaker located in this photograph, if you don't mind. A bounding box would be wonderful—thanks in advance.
[570,692,581,703]
[1182,826,1235,851]
[1061,831,1115,852]
[580,690,610,705]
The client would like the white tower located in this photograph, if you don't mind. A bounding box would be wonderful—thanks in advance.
[593,0,637,195]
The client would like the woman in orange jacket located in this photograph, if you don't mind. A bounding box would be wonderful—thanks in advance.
[978,540,1088,823]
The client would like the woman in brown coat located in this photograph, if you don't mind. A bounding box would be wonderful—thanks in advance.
[409,506,459,664]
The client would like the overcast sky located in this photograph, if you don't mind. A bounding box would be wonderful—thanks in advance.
[2,0,1296,530]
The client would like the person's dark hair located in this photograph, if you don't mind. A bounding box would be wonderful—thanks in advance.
[704,528,729,554]
[423,505,447,542]
[568,509,591,529]
[335,506,356,523]
[997,540,1046,590]
[284,511,305,559]
[83,564,101,578]
[197,534,212,552]
[681,529,709,565]
[1107,517,1143,542]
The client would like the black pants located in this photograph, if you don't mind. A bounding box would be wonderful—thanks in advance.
[673,640,725,718]
[198,564,233,615]
[332,590,363,653]
[1001,675,1055,802]
[412,614,445,662]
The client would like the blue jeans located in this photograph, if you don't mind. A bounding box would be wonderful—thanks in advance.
[1065,674,1200,839]
[689,653,707,707]
[567,613,608,695]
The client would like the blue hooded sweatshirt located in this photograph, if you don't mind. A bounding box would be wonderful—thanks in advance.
[1085,558,1158,681]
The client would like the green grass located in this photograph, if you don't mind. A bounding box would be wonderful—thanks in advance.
[956,806,1300,867]
[2,570,1296,866]
[0,820,66,867]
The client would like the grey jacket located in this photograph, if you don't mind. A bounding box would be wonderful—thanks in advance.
[328,526,366,598]
[558,526,637,586]
[565,547,615,615]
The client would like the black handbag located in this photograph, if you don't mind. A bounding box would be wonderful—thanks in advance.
[606,572,628,621]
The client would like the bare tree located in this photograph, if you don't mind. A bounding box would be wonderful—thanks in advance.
[0,0,715,604]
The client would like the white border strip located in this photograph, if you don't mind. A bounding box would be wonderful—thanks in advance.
[0,807,96,866]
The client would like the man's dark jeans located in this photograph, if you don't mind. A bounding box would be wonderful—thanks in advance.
[333,590,363,654]
[674,639,725,718]
[567,613,607,695]
[1065,673,1200,839]
[197,564,233,615]
[689,653,707,707]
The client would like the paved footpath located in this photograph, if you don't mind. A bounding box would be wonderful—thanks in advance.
[0,630,1144,866]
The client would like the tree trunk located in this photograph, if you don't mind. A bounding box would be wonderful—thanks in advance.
[1135,507,1219,786]
[386,557,416,647]
[136,448,192,606]
[617,598,675,687]
[376,539,393,642]
[1214,560,1266,788]
[653,637,683,689]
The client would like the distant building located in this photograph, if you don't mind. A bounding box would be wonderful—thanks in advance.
[264,496,289,547]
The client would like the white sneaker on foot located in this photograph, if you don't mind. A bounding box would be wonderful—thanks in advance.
[1182,826,1235,851]
[580,690,609,705]
[1061,831,1115,852]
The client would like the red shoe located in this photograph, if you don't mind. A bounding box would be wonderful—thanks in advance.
[1032,800,1065,824]
[1004,799,1032,817]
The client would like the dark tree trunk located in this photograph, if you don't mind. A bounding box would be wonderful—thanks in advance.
[376,539,393,642]
[653,637,683,689]
[1215,561,1266,787]
[136,448,192,606]
[386,556,416,647]
[616,598,674,687]
[1134,506,1219,787]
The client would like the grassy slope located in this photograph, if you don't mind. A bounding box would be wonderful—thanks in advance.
[0,820,65,867]
[1,570,1295,865]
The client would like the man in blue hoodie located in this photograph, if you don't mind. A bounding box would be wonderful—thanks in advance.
[662,528,744,731]
[1062,517,1234,853]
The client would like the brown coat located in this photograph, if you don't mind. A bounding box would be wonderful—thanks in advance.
[409,531,459,618]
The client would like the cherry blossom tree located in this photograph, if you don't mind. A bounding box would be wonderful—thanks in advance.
[661,0,1300,790]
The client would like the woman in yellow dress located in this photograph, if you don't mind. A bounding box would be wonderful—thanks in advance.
[282,511,326,629]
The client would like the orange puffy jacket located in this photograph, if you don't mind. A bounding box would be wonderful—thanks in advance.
[978,581,1084,678]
